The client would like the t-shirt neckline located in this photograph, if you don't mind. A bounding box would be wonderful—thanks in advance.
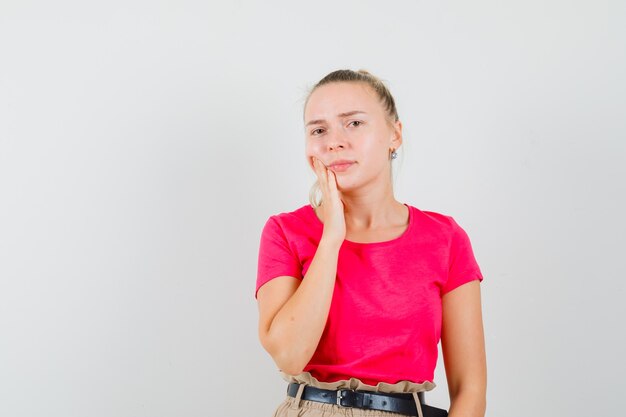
[306,203,413,247]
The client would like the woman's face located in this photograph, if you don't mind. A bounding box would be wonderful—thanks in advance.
[303,82,401,192]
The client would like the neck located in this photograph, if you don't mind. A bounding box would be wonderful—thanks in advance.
[339,176,404,230]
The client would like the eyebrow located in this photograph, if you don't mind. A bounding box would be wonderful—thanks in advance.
[305,110,367,127]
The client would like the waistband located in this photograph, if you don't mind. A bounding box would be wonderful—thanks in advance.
[287,382,448,417]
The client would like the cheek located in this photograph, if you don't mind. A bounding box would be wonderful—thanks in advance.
[362,134,386,157]
[305,141,325,157]
[359,135,390,169]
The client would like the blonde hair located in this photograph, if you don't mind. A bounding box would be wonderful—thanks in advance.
[304,69,401,208]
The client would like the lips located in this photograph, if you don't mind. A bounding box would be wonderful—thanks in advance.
[328,159,355,173]
[328,159,356,167]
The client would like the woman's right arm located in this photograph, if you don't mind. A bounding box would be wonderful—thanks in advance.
[257,237,340,375]
[257,157,345,375]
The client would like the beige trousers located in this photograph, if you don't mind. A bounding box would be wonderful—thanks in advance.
[273,371,436,417]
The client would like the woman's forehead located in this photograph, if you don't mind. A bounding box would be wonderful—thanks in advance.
[305,82,380,119]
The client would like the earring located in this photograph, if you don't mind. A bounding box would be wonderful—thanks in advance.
[390,149,398,160]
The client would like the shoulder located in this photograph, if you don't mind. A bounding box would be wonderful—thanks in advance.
[265,204,316,227]
[261,204,320,238]
[266,204,313,222]
[407,204,460,235]
[407,206,480,263]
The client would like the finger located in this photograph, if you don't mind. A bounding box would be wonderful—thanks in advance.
[326,169,342,200]
[313,158,328,189]
[312,157,321,175]
[327,168,337,192]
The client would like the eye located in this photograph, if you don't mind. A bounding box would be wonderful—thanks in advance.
[311,128,325,136]
[348,120,363,127]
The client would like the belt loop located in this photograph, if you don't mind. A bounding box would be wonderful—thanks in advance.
[412,392,424,417]
[287,383,306,416]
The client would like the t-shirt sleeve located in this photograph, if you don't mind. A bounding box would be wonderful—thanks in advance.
[255,216,302,299]
[441,216,484,295]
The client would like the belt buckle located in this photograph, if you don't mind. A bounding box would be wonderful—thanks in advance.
[336,388,355,407]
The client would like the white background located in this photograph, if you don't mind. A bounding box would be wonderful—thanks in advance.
[1,1,624,416]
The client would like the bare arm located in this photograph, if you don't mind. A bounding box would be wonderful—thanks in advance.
[441,280,487,417]
[257,237,341,375]
[257,157,345,375]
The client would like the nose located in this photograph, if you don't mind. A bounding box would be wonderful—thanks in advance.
[326,129,348,152]
[328,143,345,151]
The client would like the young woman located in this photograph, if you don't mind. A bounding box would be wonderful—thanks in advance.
[255,69,486,417]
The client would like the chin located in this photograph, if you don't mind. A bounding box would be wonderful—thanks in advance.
[334,177,358,192]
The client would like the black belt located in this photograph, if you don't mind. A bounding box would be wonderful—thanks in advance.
[287,382,448,417]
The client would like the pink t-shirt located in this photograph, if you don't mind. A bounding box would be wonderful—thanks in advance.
[255,203,484,386]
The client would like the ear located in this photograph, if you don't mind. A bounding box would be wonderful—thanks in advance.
[390,119,403,150]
